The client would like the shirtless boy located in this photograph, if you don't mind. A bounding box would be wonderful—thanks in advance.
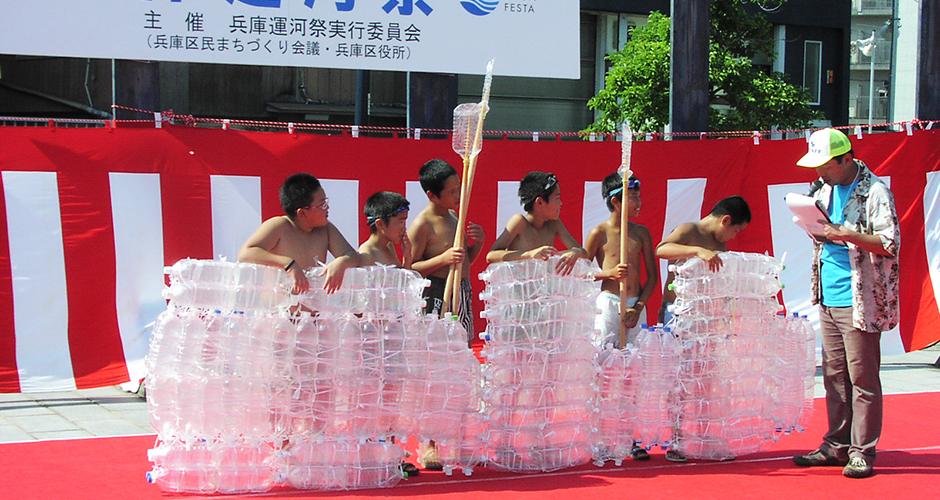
[238,172,364,294]
[406,159,485,471]
[407,158,485,343]
[358,191,412,269]
[487,171,587,273]
[654,195,751,463]
[585,173,658,349]
[655,195,751,325]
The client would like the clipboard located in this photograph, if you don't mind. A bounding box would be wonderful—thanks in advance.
[785,193,844,246]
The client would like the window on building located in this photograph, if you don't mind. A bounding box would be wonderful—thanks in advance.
[803,41,822,105]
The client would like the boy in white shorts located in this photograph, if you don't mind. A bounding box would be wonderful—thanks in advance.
[585,173,658,349]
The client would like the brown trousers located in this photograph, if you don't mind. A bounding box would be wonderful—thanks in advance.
[818,305,883,462]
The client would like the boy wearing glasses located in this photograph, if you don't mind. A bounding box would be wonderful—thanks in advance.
[358,191,413,269]
[585,173,658,352]
[238,172,364,295]
[487,171,587,274]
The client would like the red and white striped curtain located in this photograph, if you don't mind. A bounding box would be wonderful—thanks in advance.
[1,125,938,393]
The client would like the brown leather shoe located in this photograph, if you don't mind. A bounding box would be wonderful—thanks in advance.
[842,457,874,478]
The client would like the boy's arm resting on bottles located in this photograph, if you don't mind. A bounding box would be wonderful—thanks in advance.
[320,222,365,293]
[554,221,587,275]
[556,222,588,258]
[656,242,722,271]
[487,215,530,262]
[655,223,723,272]
[238,218,291,268]
[238,219,309,294]
[654,223,697,260]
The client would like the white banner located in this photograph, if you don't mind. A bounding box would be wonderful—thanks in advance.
[0,0,579,78]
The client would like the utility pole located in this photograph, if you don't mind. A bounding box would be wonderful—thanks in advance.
[355,70,370,126]
[670,0,710,136]
[919,0,940,121]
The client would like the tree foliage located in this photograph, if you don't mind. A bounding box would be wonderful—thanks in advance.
[585,0,822,134]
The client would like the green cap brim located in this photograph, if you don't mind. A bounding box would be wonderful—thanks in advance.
[796,151,833,168]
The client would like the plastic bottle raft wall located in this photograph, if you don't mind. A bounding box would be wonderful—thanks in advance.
[478,257,601,472]
[147,260,480,493]
[145,254,816,493]
[667,252,816,460]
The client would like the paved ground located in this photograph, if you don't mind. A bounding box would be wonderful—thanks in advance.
[1,345,938,444]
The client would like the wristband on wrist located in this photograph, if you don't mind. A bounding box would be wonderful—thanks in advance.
[284,259,296,271]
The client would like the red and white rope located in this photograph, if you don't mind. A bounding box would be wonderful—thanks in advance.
[2,108,936,141]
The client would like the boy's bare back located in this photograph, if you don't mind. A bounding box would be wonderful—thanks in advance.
[657,221,729,309]
[671,221,727,252]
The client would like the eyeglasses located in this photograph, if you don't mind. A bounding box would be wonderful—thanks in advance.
[304,197,329,211]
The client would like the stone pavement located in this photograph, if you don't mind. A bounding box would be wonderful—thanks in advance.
[1,344,938,444]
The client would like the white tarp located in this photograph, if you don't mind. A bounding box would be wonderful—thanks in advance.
[0,0,580,78]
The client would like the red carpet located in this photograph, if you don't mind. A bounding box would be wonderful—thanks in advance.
[2,392,938,500]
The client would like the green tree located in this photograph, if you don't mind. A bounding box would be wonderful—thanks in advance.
[585,0,822,134]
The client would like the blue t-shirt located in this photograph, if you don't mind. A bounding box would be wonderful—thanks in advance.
[820,179,860,307]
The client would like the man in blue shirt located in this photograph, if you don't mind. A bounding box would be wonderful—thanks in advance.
[791,129,900,479]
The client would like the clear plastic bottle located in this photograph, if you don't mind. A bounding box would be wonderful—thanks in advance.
[148,441,220,494]
[215,442,278,494]
[146,310,183,376]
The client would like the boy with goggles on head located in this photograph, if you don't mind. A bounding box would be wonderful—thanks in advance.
[359,191,413,269]
[486,171,587,274]
[585,173,658,353]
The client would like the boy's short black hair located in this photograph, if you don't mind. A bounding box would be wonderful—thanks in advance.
[709,195,751,225]
[364,191,410,234]
[419,159,458,197]
[280,173,321,216]
[601,172,640,212]
[519,171,558,212]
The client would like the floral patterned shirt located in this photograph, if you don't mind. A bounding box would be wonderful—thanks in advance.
[810,159,900,332]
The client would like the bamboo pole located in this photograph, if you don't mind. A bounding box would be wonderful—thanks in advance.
[443,60,494,318]
[619,122,634,348]
[441,135,472,316]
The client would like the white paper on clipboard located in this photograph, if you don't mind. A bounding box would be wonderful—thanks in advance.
[785,193,843,245]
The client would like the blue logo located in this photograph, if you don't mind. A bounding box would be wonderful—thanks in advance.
[460,0,498,16]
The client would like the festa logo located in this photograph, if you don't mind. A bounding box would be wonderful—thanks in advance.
[460,0,498,16]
